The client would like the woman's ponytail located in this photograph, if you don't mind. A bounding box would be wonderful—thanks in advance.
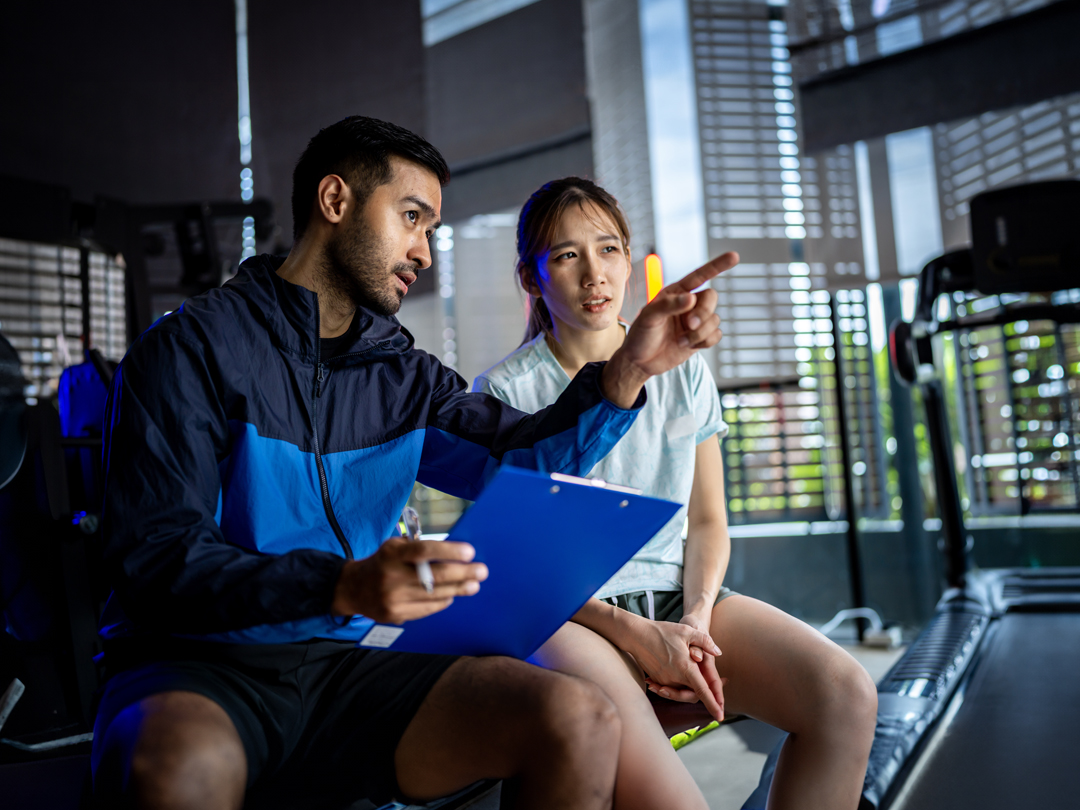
[521,286,554,345]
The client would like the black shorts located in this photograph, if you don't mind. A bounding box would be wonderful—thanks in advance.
[93,637,458,808]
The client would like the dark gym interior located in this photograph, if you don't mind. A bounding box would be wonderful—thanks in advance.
[2,1,1079,808]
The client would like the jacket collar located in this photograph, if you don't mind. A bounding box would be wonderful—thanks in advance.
[228,254,414,362]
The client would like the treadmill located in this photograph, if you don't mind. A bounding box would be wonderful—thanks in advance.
[860,180,1080,808]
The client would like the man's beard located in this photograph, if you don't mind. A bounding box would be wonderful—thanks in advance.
[321,214,412,317]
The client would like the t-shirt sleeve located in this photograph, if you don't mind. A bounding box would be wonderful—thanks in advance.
[471,374,502,399]
[690,354,728,443]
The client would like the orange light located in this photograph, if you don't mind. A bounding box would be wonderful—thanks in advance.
[645,253,664,302]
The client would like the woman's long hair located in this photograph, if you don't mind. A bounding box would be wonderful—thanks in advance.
[515,177,632,345]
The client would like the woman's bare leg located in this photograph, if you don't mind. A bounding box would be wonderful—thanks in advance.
[709,595,877,810]
[533,622,709,810]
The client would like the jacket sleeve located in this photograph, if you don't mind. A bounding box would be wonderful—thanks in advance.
[417,355,645,501]
[101,328,346,635]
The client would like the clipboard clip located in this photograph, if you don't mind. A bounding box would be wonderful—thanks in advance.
[549,472,641,496]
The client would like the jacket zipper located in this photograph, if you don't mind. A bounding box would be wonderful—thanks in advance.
[313,348,353,560]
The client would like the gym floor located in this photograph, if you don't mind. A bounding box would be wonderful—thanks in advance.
[677,644,907,810]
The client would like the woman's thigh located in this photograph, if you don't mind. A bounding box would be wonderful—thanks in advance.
[708,595,873,732]
[534,622,708,810]
[532,621,648,707]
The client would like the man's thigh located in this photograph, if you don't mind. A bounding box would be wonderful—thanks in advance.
[392,655,597,801]
[249,648,459,809]
[91,658,279,804]
[93,644,460,810]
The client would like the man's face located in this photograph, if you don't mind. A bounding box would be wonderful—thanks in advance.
[324,156,442,316]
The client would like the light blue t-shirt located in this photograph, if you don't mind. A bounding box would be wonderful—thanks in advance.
[473,331,727,598]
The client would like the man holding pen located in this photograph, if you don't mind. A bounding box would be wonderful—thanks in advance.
[91,116,735,810]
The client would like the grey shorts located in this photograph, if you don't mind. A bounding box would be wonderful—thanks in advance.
[600,587,738,622]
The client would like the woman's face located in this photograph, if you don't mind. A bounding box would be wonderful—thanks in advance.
[530,202,630,337]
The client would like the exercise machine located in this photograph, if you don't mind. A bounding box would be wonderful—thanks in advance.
[743,179,1080,809]
[869,180,1080,808]
[875,180,1079,808]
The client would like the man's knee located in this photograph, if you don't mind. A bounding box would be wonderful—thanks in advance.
[94,691,246,810]
[535,674,621,751]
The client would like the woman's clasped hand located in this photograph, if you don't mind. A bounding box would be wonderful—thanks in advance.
[625,615,726,721]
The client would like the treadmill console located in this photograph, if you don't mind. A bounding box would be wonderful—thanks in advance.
[970,179,1080,295]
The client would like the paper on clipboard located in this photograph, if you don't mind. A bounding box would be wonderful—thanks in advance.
[357,466,680,658]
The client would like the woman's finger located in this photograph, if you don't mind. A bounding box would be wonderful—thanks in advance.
[649,683,699,703]
[690,632,722,657]
[698,656,726,721]
[684,665,724,721]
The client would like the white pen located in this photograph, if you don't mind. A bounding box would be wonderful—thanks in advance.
[402,506,435,594]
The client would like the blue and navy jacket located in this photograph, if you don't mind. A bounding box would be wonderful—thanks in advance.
[99,255,644,644]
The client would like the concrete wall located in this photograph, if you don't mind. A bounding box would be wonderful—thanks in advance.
[0,1,429,250]
[247,0,426,247]
[426,0,593,223]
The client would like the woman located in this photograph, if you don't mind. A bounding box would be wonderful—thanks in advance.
[473,177,877,810]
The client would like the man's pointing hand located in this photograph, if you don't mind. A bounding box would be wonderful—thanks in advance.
[600,251,739,408]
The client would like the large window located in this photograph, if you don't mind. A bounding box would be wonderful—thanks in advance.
[691,0,1080,528]
[945,292,1080,514]
[690,0,884,525]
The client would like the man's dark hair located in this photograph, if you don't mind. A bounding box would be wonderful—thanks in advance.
[291,116,450,241]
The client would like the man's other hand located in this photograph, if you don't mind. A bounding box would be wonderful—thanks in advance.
[601,252,738,408]
[331,537,489,623]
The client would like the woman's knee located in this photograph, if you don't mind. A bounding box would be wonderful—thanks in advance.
[817,652,878,738]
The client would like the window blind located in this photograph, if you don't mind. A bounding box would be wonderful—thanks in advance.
[0,237,126,403]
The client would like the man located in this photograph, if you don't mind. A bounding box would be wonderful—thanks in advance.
[92,116,733,810]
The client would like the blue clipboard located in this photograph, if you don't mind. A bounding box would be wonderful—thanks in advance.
[357,466,680,658]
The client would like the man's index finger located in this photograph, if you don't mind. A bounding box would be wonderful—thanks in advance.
[669,251,739,293]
